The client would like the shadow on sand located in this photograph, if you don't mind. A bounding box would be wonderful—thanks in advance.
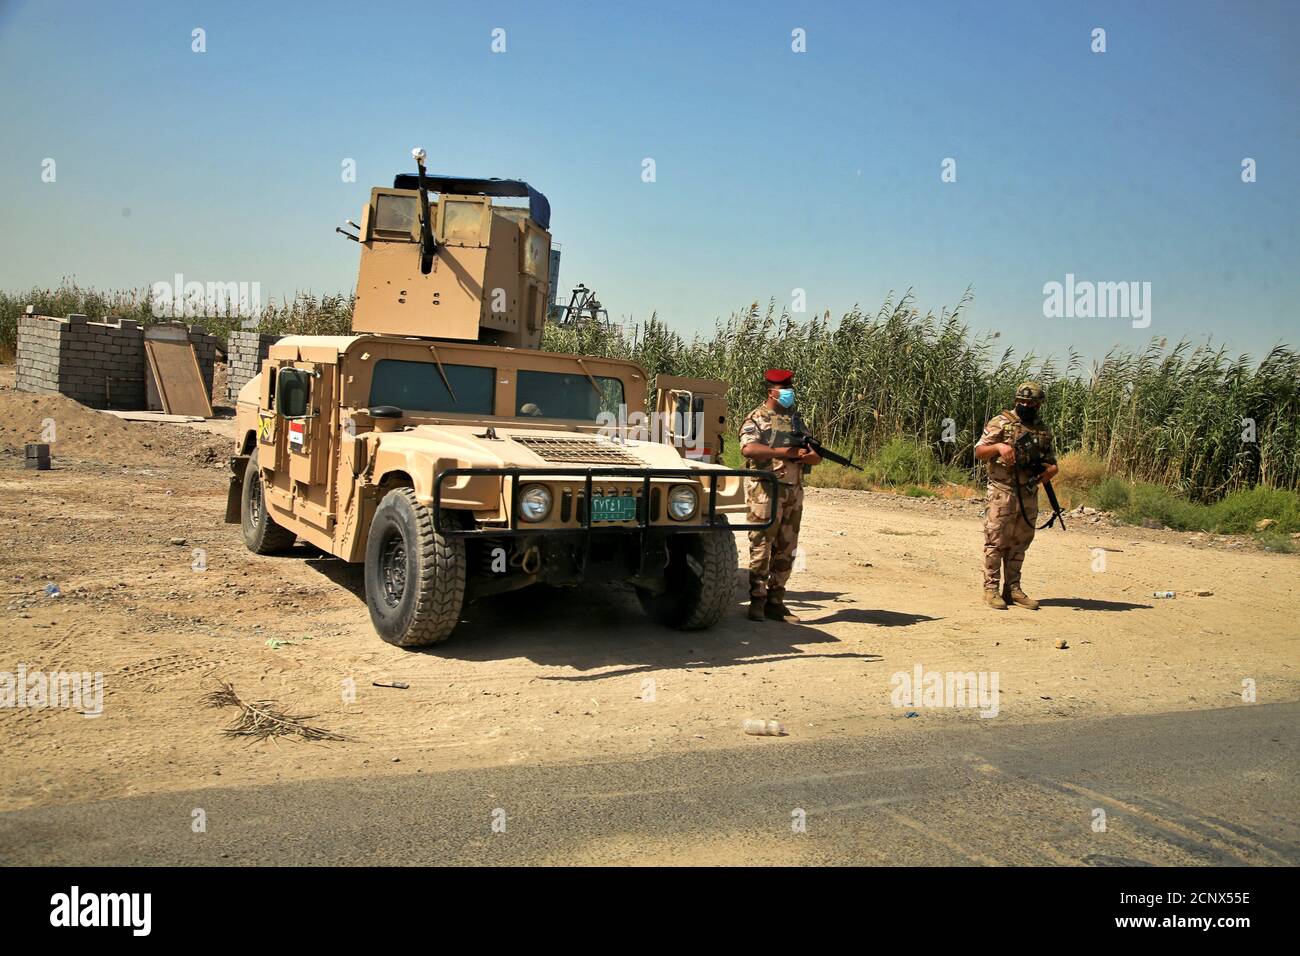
[455,573,884,675]
[1036,597,1152,612]
[301,559,944,674]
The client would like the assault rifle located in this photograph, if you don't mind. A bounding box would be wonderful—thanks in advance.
[791,418,862,471]
[1013,430,1066,530]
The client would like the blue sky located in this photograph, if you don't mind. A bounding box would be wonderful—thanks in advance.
[0,0,1296,361]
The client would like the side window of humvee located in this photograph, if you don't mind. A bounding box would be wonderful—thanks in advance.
[277,368,312,419]
[671,391,703,442]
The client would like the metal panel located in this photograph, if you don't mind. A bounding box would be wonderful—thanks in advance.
[143,333,212,417]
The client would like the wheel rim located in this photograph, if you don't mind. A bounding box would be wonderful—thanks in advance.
[380,531,408,607]
[249,472,264,526]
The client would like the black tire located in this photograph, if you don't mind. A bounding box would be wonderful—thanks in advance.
[364,488,466,647]
[241,450,297,554]
[636,526,738,630]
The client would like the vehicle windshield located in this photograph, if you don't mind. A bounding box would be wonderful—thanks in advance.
[369,359,495,414]
[515,369,624,421]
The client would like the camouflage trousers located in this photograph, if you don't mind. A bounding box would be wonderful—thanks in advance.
[983,483,1037,592]
[746,480,804,601]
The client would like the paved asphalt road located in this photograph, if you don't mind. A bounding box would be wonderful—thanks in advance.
[2,703,1296,866]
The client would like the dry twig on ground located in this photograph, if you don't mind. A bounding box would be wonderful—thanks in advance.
[202,680,347,742]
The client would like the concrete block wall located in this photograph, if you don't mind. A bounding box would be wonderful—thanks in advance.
[226,330,283,403]
[16,313,146,409]
[15,313,220,411]
[14,314,65,395]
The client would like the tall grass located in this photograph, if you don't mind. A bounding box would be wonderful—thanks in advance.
[547,293,1299,499]
[5,282,1296,499]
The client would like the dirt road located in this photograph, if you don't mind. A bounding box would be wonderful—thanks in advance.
[2,381,1297,816]
[5,704,1296,865]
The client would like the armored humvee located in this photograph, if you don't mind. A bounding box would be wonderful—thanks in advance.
[226,150,772,647]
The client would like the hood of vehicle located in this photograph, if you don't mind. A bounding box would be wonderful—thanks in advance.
[377,424,691,469]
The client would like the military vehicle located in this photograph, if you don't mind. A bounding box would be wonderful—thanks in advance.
[226,149,773,647]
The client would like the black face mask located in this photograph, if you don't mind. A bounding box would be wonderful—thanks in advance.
[1016,404,1039,425]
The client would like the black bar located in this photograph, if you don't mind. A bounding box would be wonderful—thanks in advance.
[6,866,1289,939]
[508,474,519,532]
[582,471,594,575]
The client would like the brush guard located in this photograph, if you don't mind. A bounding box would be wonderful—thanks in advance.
[432,466,777,537]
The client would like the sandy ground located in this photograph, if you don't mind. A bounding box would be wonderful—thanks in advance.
[1,372,1297,813]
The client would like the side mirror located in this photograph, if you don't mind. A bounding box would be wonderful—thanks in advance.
[367,405,404,419]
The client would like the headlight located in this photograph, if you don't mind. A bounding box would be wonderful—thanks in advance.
[518,484,552,522]
[668,484,698,520]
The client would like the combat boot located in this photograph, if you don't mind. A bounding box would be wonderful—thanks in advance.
[983,589,1007,610]
[748,598,766,621]
[764,600,801,623]
[1004,587,1039,610]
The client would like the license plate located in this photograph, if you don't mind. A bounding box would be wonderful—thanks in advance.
[591,495,637,522]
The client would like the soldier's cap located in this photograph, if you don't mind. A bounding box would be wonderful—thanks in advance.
[1015,381,1046,403]
[764,368,795,387]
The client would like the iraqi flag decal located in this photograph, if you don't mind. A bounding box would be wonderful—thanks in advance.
[288,420,305,447]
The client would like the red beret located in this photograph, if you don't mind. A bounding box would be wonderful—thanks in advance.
[764,368,794,386]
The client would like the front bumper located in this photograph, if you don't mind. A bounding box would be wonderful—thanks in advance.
[432,466,777,537]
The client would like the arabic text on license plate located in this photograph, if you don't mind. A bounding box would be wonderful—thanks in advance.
[591,495,636,522]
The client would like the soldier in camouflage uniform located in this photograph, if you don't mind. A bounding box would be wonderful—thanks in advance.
[974,381,1058,609]
[739,369,821,622]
